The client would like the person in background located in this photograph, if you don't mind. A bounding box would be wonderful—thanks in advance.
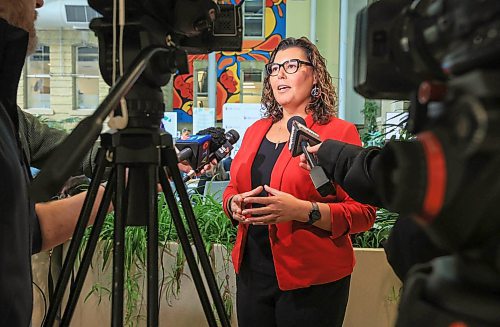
[180,128,192,140]
[221,155,232,174]
[222,37,376,327]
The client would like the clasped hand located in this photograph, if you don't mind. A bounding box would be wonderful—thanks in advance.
[229,185,309,225]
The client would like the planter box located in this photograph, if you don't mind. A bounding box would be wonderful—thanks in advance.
[32,246,400,326]
[32,242,237,327]
[344,248,402,327]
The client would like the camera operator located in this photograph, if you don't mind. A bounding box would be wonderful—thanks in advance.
[0,1,110,325]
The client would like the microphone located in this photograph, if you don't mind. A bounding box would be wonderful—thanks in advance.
[176,127,229,168]
[287,116,336,197]
[182,129,240,182]
[212,129,239,162]
[176,134,212,169]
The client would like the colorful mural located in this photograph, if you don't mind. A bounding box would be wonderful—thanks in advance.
[172,0,286,122]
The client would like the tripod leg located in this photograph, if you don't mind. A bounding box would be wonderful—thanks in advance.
[158,169,219,327]
[112,164,127,327]
[146,165,159,326]
[61,170,117,325]
[43,149,109,327]
[164,149,231,327]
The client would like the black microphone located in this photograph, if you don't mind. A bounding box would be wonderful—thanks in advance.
[182,129,240,182]
[176,127,229,169]
[212,129,239,162]
[287,116,336,196]
[175,134,212,169]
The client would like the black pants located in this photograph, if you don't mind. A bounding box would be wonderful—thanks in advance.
[236,266,351,327]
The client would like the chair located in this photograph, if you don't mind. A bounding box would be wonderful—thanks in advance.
[202,180,230,203]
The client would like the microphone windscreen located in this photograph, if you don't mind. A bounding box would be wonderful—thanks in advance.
[197,127,227,151]
[288,117,320,157]
[226,129,240,144]
[287,116,306,133]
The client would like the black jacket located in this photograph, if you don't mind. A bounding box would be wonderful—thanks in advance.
[317,139,448,281]
[0,18,42,326]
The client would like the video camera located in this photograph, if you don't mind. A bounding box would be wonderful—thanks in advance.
[87,0,242,127]
[89,0,242,81]
[353,0,500,326]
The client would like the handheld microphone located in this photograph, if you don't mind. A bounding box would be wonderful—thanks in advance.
[176,134,212,168]
[182,129,240,182]
[287,116,336,197]
[288,117,321,156]
[212,129,239,162]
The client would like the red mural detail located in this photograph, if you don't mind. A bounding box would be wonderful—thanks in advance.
[216,83,229,121]
[174,75,194,99]
[220,70,237,94]
[172,83,183,109]
[256,34,282,51]
[218,57,235,70]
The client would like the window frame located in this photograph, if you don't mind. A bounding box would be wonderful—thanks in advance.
[240,61,265,103]
[24,44,52,113]
[73,44,100,112]
[193,60,209,109]
[243,0,265,39]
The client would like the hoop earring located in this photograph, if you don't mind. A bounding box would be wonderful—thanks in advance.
[311,85,321,98]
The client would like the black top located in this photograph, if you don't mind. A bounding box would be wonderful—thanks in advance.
[0,19,42,326]
[243,137,285,275]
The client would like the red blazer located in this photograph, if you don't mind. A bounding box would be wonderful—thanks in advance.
[223,114,376,290]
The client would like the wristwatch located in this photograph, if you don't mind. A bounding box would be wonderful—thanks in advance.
[307,201,321,225]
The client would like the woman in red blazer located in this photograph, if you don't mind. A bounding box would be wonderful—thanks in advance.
[222,37,376,327]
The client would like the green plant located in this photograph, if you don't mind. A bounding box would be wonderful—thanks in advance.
[81,186,236,326]
[352,208,399,248]
[360,100,384,147]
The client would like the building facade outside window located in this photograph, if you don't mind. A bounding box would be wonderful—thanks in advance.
[74,45,100,110]
[65,5,100,23]
[243,0,265,38]
[240,61,264,103]
[25,45,51,109]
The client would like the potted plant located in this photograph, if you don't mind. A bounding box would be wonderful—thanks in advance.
[32,183,237,327]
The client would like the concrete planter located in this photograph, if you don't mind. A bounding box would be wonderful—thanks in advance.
[344,248,402,327]
[32,246,400,326]
[32,242,236,327]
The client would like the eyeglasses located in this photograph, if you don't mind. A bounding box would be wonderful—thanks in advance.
[265,59,313,76]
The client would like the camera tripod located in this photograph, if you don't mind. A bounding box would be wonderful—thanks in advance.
[30,41,232,326]
[43,124,231,327]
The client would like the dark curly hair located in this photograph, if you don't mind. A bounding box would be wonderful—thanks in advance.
[261,37,337,124]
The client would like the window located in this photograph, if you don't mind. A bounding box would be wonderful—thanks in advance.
[241,62,264,103]
[243,0,264,38]
[74,46,100,110]
[25,45,50,109]
[194,61,209,108]
[65,5,100,23]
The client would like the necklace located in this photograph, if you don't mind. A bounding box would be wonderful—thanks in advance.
[273,123,289,149]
